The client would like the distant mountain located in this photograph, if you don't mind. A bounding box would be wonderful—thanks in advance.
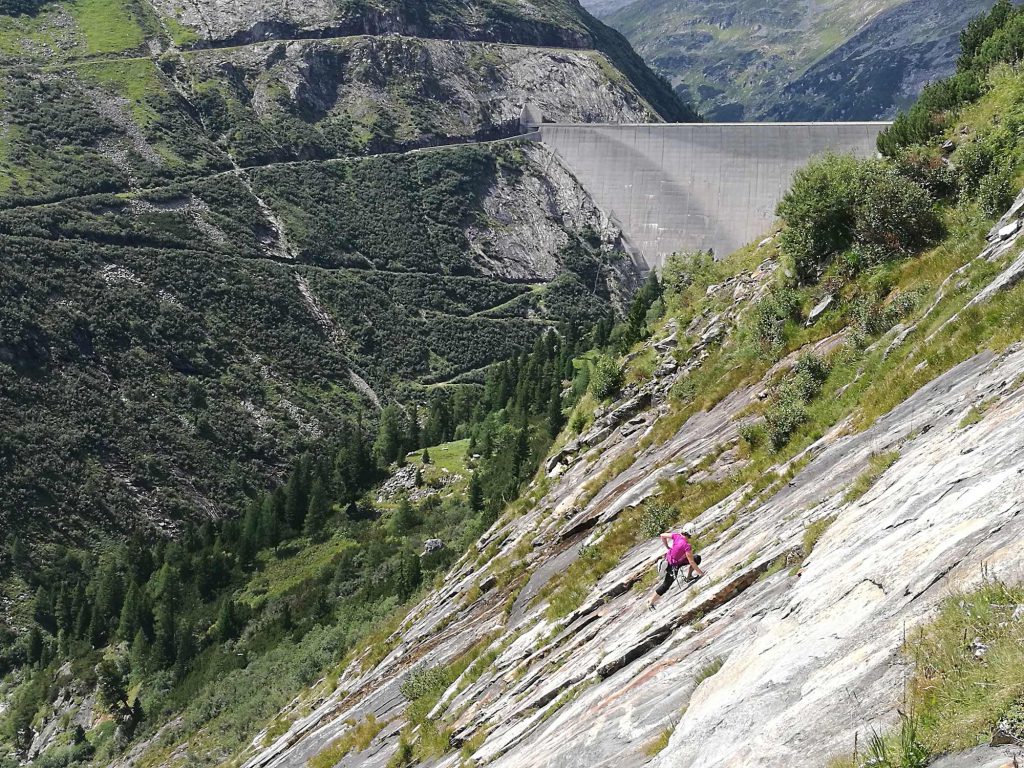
[593,0,1009,121]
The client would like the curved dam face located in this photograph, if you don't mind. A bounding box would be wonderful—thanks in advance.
[538,122,890,269]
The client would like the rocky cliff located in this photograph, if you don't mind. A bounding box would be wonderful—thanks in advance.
[239,190,1024,767]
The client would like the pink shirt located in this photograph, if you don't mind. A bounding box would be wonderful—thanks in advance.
[666,533,692,566]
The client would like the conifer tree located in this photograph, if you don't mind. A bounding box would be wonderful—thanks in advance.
[547,379,564,438]
[374,405,404,467]
[215,599,238,642]
[153,598,176,666]
[117,582,144,641]
[284,464,307,532]
[303,476,330,537]
[130,629,150,679]
[468,471,483,513]
[27,626,43,665]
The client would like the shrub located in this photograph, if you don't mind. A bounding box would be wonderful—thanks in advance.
[739,422,765,449]
[792,354,831,401]
[752,285,801,354]
[853,163,941,262]
[977,166,1016,217]
[777,153,862,283]
[893,146,958,198]
[661,250,716,298]
[955,138,1000,195]
[638,500,676,538]
[400,666,451,703]
[778,156,938,283]
[590,354,623,400]
[763,385,808,450]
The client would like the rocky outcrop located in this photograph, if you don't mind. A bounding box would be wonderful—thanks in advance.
[185,36,656,150]
[469,143,632,282]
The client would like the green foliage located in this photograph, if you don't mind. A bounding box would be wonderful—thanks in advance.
[308,715,383,768]
[777,155,939,284]
[638,500,676,539]
[590,354,624,400]
[642,726,674,757]
[752,285,801,355]
[977,165,1016,217]
[801,516,837,557]
[833,580,1024,767]
[693,656,725,686]
[879,0,1024,156]
[762,355,831,450]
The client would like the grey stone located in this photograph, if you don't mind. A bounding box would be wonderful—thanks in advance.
[807,294,834,325]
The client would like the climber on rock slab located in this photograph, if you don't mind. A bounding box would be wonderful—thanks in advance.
[648,525,704,611]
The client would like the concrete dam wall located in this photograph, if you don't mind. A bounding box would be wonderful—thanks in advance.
[539,122,890,269]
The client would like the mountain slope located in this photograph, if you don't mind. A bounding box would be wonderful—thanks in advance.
[597,0,1005,121]
[242,196,1024,768]
[0,0,693,549]
[233,21,1024,764]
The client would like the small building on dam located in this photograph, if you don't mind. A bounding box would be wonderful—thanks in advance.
[536,121,890,270]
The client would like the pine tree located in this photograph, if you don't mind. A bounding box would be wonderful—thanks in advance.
[303,476,330,537]
[374,405,404,467]
[395,552,422,600]
[390,496,419,536]
[27,626,43,664]
[215,599,238,643]
[468,471,484,513]
[130,629,150,679]
[153,598,176,666]
[408,403,421,449]
[174,628,196,681]
[33,587,55,633]
[547,379,564,438]
[421,447,431,465]
[117,582,143,641]
[284,464,308,532]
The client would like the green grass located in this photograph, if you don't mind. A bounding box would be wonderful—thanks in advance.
[693,656,725,687]
[801,516,837,557]
[407,438,470,475]
[829,580,1024,766]
[958,398,995,429]
[642,726,674,757]
[308,715,384,768]
[843,451,901,504]
[71,0,147,55]
[164,14,201,47]
[237,536,361,609]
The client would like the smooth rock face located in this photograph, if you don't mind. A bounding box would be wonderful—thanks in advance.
[241,235,1024,768]
[468,144,634,282]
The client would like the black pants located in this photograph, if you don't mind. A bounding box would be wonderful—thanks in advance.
[655,564,681,596]
[655,554,701,596]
